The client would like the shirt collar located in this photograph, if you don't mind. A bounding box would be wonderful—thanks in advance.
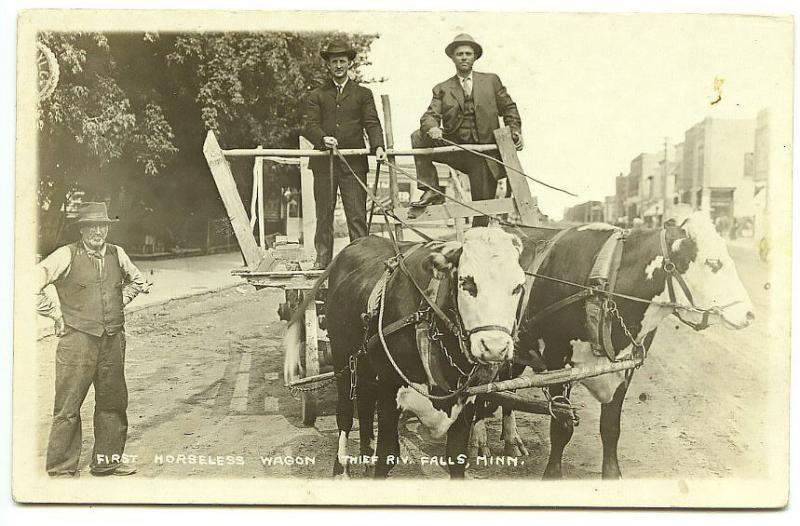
[456,72,473,83]
[332,77,349,91]
[82,241,107,257]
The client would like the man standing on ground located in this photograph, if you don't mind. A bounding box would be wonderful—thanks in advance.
[409,34,523,227]
[36,202,150,477]
[304,40,386,269]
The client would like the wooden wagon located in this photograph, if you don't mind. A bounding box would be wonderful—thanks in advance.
[203,95,640,425]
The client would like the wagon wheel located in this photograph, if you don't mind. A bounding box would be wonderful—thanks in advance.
[36,42,59,102]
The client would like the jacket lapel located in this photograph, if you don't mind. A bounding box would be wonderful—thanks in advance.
[337,79,353,102]
[449,76,464,109]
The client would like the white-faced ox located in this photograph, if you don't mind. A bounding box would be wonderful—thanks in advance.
[475,211,754,479]
[284,227,525,478]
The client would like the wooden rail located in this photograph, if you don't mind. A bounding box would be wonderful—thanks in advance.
[288,358,643,398]
[221,144,499,158]
[465,358,643,396]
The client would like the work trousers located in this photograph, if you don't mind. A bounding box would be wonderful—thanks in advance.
[312,161,368,267]
[46,327,128,476]
[410,129,498,228]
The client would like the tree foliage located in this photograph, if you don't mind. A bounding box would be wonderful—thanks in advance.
[36,31,378,253]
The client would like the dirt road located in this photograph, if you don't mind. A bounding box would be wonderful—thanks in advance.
[34,245,786,480]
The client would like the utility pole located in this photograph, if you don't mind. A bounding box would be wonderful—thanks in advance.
[662,136,669,225]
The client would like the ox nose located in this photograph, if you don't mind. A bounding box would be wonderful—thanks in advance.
[746,311,755,322]
[477,335,512,363]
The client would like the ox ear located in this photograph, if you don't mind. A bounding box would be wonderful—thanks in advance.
[424,241,463,279]
[510,233,523,255]
[665,203,693,229]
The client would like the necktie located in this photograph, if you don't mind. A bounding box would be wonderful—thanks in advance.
[461,77,472,97]
[86,250,104,276]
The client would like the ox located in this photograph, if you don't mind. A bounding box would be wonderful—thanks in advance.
[474,210,755,478]
[284,227,526,478]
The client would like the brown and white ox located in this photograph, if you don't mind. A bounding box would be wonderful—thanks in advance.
[474,210,755,479]
[284,227,526,478]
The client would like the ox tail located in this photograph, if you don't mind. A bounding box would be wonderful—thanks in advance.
[283,266,333,386]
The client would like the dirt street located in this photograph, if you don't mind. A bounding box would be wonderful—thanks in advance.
[34,244,784,480]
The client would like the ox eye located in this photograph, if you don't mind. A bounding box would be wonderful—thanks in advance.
[513,284,524,295]
[459,275,478,297]
[704,258,723,273]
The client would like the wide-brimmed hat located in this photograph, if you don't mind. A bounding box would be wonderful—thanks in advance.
[320,41,356,61]
[445,33,483,59]
[75,202,119,225]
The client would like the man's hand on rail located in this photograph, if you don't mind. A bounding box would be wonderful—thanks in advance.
[375,146,387,162]
[322,136,339,149]
[512,132,524,151]
[427,127,443,140]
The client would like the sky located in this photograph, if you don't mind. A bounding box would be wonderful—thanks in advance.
[355,13,792,218]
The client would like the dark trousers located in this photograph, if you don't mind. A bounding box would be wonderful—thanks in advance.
[312,162,368,266]
[410,129,498,227]
[46,328,128,475]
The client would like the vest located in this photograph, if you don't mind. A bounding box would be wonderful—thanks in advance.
[456,92,479,143]
[54,243,125,337]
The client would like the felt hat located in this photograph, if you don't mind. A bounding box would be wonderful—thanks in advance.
[75,202,118,224]
[445,33,483,59]
[320,41,356,61]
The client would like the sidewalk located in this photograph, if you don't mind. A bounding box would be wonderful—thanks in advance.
[37,251,247,340]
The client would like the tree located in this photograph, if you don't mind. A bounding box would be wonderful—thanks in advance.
[36,31,379,254]
[37,32,178,253]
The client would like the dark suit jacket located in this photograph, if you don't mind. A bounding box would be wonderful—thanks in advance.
[304,79,385,174]
[420,71,521,179]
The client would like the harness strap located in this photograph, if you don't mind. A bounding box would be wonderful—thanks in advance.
[596,230,628,360]
[526,289,593,327]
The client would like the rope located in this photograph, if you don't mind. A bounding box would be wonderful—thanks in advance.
[438,137,578,197]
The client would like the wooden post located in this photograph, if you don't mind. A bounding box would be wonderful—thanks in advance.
[381,94,403,241]
[256,146,266,249]
[301,290,319,425]
[494,127,539,226]
[299,136,317,259]
[449,168,467,242]
[203,130,264,268]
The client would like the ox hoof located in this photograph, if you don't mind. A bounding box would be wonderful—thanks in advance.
[468,421,491,458]
[542,465,563,480]
[503,437,529,457]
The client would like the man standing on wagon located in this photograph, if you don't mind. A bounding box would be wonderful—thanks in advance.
[409,34,523,227]
[304,40,387,270]
[36,202,150,477]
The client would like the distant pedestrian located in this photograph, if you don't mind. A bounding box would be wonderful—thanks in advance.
[36,202,150,477]
[303,40,386,269]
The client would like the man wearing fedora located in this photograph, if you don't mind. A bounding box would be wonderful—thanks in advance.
[304,40,386,269]
[409,33,523,227]
[36,202,150,477]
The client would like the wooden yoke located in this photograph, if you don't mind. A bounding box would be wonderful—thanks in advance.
[203,130,266,269]
[494,127,539,226]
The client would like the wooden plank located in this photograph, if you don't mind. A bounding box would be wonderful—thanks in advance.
[221,144,498,158]
[381,94,403,241]
[299,136,317,258]
[303,292,320,379]
[203,130,264,268]
[256,148,266,249]
[494,127,539,226]
[396,198,516,222]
